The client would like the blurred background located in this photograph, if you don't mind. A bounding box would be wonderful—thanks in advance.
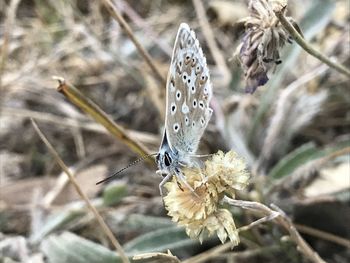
[0,0,349,262]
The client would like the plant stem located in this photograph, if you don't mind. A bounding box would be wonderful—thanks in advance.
[192,0,231,86]
[224,197,327,263]
[55,78,154,164]
[101,0,167,86]
[31,119,130,263]
[274,6,350,78]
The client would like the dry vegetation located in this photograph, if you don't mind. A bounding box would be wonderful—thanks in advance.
[0,0,349,263]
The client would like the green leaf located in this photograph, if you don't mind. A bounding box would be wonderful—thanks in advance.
[30,206,85,244]
[268,140,350,179]
[122,214,173,232]
[248,0,336,146]
[30,199,103,244]
[124,226,198,255]
[103,182,128,206]
[41,232,122,263]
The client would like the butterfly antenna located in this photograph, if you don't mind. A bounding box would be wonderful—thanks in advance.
[96,153,158,185]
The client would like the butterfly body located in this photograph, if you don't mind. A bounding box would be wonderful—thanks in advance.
[157,23,213,195]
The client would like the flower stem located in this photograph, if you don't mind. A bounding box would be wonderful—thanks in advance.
[274,6,350,78]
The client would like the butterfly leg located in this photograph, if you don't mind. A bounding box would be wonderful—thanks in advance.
[175,169,200,198]
[158,172,173,197]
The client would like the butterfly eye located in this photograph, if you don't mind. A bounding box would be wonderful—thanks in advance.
[164,152,172,167]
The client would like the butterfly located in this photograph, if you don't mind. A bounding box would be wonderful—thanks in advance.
[96,23,213,193]
[156,23,213,195]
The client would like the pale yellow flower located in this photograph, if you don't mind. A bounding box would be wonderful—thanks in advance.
[163,151,249,246]
[205,151,250,197]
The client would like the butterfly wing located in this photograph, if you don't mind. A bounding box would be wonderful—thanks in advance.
[164,23,213,157]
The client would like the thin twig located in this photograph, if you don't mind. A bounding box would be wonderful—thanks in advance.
[55,77,154,164]
[42,145,126,207]
[100,0,166,86]
[295,223,350,249]
[192,0,231,86]
[237,212,279,233]
[274,5,350,78]
[224,197,327,263]
[182,242,232,263]
[31,119,130,263]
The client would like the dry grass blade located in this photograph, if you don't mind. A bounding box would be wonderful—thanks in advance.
[55,77,154,164]
[223,197,327,263]
[31,119,130,263]
[258,64,328,171]
[133,251,180,263]
[100,0,166,86]
[119,0,172,57]
[0,0,21,95]
[192,0,231,86]
[273,5,350,78]
[2,106,158,146]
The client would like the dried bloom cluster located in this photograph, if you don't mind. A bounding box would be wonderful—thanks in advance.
[163,151,249,246]
[236,0,301,93]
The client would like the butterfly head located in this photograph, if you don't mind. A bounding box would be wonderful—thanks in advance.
[156,131,180,175]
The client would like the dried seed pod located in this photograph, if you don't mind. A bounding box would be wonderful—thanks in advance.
[235,0,301,93]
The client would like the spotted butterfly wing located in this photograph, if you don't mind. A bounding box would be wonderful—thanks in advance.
[165,23,213,162]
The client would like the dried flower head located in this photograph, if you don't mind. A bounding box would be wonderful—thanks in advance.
[235,0,301,93]
[163,151,249,246]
